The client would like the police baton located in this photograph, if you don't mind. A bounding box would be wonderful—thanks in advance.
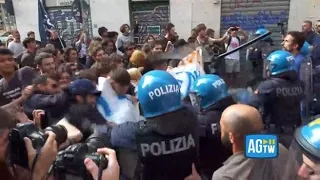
[208,32,272,70]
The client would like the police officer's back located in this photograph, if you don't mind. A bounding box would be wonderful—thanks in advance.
[191,74,234,179]
[255,50,304,147]
[111,70,198,180]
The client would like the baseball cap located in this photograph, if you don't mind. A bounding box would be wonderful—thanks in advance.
[68,79,101,96]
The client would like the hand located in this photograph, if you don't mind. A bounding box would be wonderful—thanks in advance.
[24,131,58,179]
[236,26,242,31]
[165,41,174,52]
[184,163,201,180]
[33,110,45,129]
[21,86,34,101]
[84,148,120,180]
[227,27,234,33]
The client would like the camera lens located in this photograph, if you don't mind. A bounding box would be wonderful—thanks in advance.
[45,125,68,145]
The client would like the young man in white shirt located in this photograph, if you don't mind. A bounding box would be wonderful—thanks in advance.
[224,27,248,88]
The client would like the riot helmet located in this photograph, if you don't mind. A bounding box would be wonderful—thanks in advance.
[191,74,229,109]
[300,41,312,57]
[283,118,320,180]
[255,28,273,45]
[138,70,182,118]
[266,50,294,76]
[255,28,268,36]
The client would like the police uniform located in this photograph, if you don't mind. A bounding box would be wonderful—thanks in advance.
[256,50,304,148]
[111,70,198,180]
[298,41,313,122]
[247,28,274,88]
[136,106,198,180]
[192,74,234,179]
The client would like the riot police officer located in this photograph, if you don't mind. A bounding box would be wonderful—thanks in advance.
[298,41,313,122]
[247,28,274,89]
[283,118,320,180]
[255,50,304,148]
[111,70,198,180]
[191,74,233,179]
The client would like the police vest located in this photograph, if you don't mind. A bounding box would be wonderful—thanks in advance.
[136,123,197,180]
[266,77,304,126]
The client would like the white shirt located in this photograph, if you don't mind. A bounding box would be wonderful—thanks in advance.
[8,41,24,58]
[225,36,240,60]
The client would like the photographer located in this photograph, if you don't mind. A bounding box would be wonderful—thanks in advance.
[84,147,120,180]
[0,108,57,180]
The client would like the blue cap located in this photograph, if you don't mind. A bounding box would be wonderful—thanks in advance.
[295,118,320,162]
[68,79,101,96]
[138,70,182,118]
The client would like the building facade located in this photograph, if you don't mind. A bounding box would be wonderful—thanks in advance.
[7,0,320,43]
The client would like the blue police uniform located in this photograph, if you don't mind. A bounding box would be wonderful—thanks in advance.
[111,70,198,180]
[256,50,304,148]
[191,74,233,179]
[297,42,313,122]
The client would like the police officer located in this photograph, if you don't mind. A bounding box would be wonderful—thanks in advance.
[283,118,320,180]
[255,50,304,148]
[247,28,274,89]
[191,74,233,179]
[298,42,313,122]
[111,70,198,180]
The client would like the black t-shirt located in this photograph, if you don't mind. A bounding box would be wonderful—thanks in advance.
[0,67,37,106]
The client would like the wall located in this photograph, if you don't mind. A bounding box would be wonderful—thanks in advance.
[90,0,130,37]
[220,0,290,49]
[130,1,170,44]
[170,0,221,40]
[46,0,92,46]
[12,0,39,40]
[288,0,320,31]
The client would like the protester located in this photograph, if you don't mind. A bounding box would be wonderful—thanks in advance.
[1,14,318,180]
[20,37,37,68]
[8,30,24,58]
[49,30,66,51]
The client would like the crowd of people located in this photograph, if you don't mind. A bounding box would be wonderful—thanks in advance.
[0,17,320,180]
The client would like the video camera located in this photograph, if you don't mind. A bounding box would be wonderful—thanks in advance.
[8,122,68,169]
[53,127,111,180]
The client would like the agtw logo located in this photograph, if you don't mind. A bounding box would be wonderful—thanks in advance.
[245,134,279,158]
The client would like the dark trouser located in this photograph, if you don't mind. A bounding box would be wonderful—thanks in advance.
[247,65,264,88]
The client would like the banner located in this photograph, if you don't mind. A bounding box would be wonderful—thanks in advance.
[96,77,140,124]
[167,48,205,99]
[38,0,54,44]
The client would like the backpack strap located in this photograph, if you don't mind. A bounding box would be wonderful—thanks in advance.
[226,36,241,49]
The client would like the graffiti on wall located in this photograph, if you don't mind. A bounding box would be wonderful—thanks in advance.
[131,3,169,44]
[221,10,288,31]
[229,0,262,9]
[48,0,92,46]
